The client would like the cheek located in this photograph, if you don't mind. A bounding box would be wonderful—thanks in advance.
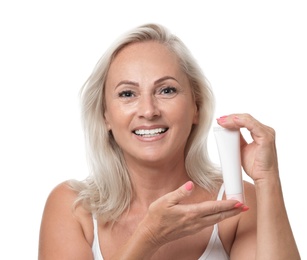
[176,99,198,124]
[104,105,133,130]
[170,104,196,135]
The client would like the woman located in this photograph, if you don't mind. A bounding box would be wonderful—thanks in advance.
[38,23,300,259]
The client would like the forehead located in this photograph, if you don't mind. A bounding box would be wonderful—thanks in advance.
[106,41,186,83]
[114,41,178,62]
[114,42,179,71]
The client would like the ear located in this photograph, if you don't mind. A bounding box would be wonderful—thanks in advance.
[193,104,199,124]
[104,111,112,131]
[105,121,111,131]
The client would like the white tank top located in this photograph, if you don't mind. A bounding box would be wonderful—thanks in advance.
[92,184,229,260]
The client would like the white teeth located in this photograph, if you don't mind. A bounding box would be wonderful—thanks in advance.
[134,128,167,137]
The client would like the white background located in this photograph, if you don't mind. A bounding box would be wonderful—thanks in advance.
[1,1,306,259]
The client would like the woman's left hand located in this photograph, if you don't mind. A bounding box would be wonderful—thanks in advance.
[216,113,279,182]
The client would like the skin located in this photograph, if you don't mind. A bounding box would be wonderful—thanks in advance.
[38,41,300,259]
[104,41,199,193]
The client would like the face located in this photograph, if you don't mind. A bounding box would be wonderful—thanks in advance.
[104,41,199,166]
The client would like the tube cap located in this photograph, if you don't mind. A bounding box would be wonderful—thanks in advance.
[226,193,244,203]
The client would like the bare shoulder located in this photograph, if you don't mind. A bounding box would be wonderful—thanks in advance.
[46,180,78,203]
[41,181,87,224]
[38,180,94,260]
[218,180,256,253]
[241,180,257,225]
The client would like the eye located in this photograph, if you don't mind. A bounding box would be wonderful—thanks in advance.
[160,86,177,95]
[118,90,135,98]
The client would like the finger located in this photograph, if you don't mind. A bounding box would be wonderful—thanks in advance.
[233,115,275,139]
[216,113,255,129]
[217,114,274,144]
[166,181,194,206]
[233,115,276,147]
[239,132,248,147]
[216,114,249,147]
[197,206,245,228]
[177,200,247,230]
[187,199,244,216]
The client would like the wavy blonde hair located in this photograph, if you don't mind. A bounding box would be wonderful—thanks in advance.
[70,23,222,223]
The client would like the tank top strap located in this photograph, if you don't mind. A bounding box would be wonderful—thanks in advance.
[198,184,229,260]
[93,215,98,233]
[92,215,104,260]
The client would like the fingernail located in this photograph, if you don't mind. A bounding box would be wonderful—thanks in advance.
[216,115,228,123]
[185,181,193,191]
[234,202,243,208]
[242,206,249,212]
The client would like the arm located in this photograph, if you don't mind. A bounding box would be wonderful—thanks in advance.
[109,181,246,259]
[38,182,93,260]
[217,114,300,260]
[39,181,245,260]
[255,171,298,259]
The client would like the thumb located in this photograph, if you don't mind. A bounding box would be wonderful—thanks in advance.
[168,181,194,206]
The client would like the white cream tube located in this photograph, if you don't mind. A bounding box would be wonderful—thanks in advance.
[213,126,244,203]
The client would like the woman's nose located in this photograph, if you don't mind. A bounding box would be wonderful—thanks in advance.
[137,94,161,120]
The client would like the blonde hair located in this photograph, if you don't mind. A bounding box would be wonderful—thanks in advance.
[70,23,222,223]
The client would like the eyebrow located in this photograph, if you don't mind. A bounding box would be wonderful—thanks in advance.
[115,76,179,89]
[154,76,179,85]
[115,80,139,88]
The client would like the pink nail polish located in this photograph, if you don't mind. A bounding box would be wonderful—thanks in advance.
[234,202,243,208]
[217,117,227,123]
[242,206,249,212]
[185,181,193,191]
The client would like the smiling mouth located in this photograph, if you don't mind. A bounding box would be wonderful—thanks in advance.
[133,128,168,137]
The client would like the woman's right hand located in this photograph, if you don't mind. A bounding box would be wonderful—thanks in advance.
[138,181,246,247]
[110,181,248,259]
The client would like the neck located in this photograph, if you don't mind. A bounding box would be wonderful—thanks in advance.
[126,158,190,208]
